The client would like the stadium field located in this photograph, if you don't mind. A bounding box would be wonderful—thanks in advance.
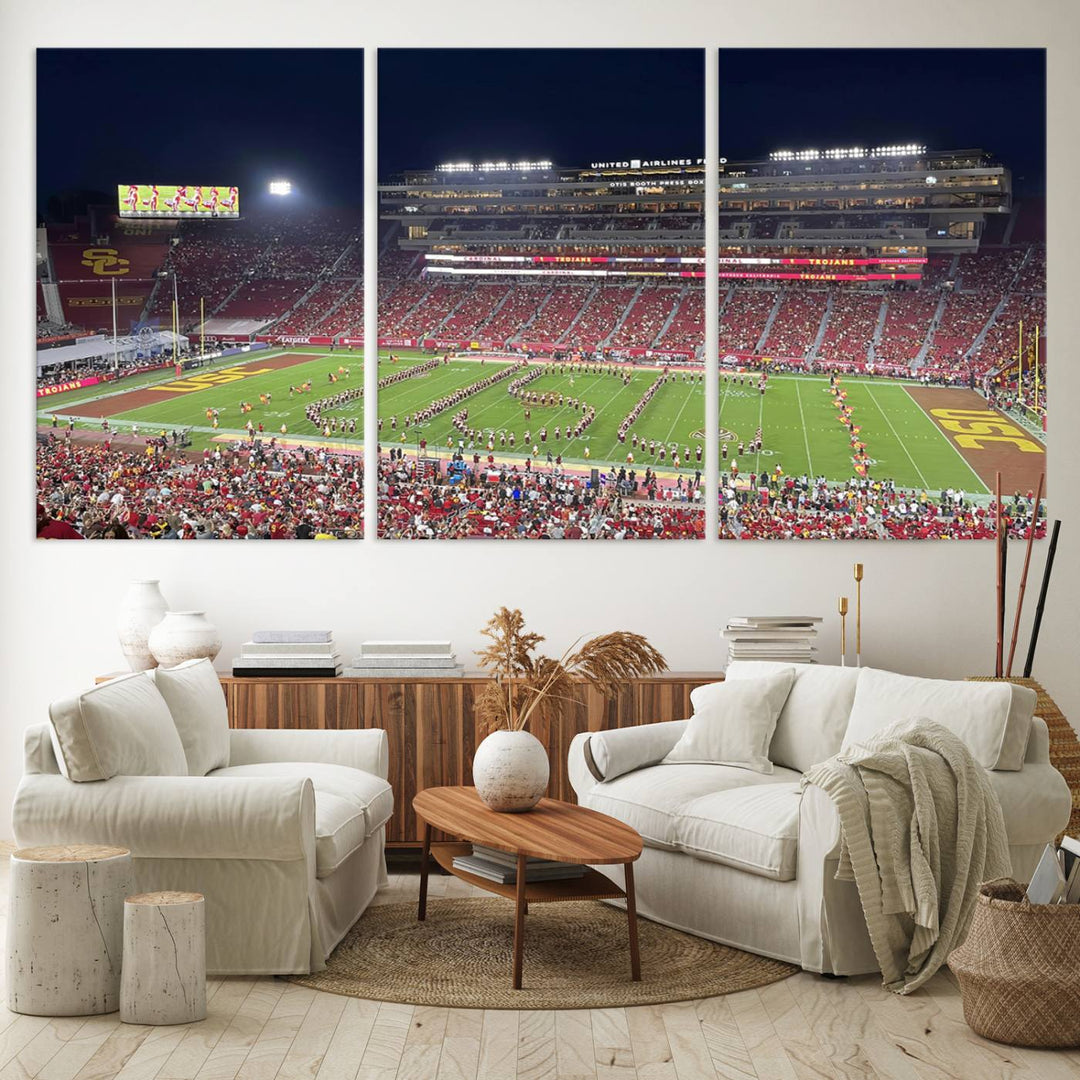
[717,372,1045,495]
[37,347,1045,495]
[37,347,364,452]
[378,351,704,468]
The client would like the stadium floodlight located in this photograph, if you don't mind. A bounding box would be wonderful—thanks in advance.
[268,179,292,196]
[870,144,926,157]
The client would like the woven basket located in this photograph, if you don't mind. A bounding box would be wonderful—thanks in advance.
[949,879,1080,1048]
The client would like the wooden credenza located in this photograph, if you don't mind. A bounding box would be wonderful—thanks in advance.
[220,671,721,848]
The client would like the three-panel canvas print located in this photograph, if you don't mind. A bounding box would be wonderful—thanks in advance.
[34,48,1046,541]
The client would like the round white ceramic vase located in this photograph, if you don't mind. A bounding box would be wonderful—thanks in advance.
[472,729,550,812]
[148,611,222,669]
[116,580,169,671]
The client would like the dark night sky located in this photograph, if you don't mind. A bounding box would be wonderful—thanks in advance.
[36,49,363,216]
[720,49,1046,194]
[378,49,705,178]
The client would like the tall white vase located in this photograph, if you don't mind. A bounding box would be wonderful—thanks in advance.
[116,580,169,671]
[148,611,222,669]
[472,729,550,812]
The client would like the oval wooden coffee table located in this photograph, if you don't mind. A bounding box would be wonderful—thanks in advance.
[413,786,644,990]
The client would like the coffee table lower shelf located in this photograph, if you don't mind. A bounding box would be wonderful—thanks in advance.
[430,842,627,903]
[419,839,641,989]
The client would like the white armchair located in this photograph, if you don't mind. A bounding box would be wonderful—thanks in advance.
[12,666,393,976]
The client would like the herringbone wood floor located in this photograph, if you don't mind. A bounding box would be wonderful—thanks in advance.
[1,850,1078,1080]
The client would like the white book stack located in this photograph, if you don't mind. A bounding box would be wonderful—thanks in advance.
[232,631,342,677]
[344,640,465,679]
[723,616,822,665]
[1027,836,1080,905]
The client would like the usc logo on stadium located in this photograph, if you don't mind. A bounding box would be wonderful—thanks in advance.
[80,247,130,276]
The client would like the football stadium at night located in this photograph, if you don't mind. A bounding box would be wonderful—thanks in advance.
[33,47,1045,541]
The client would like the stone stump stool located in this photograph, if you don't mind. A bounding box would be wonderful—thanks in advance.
[120,891,207,1025]
[7,844,132,1015]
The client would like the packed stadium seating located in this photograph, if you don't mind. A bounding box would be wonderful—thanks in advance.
[816,292,880,365]
[526,285,593,344]
[608,287,680,349]
[761,291,828,358]
[718,289,776,353]
[873,293,940,364]
[439,284,510,337]
[569,286,640,348]
[655,287,704,351]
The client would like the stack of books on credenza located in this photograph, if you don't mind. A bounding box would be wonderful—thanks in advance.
[723,616,822,665]
[344,641,464,679]
[452,844,587,884]
[232,631,341,677]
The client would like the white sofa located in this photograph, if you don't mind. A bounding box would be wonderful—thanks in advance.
[11,661,392,976]
[568,663,1072,976]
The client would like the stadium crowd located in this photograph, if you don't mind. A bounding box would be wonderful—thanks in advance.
[36,435,363,539]
[377,455,704,539]
[720,474,1046,540]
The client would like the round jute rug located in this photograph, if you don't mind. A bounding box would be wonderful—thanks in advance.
[287,898,797,1009]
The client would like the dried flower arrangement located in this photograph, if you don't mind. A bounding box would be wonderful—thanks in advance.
[475,607,667,733]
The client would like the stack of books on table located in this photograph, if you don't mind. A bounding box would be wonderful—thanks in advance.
[723,616,822,665]
[452,844,587,885]
[232,631,341,677]
[344,641,464,679]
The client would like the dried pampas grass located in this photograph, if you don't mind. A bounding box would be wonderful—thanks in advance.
[475,606,666,734]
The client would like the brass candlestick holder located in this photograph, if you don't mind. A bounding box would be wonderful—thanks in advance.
[854,563,864,667]
[838,596,849,667]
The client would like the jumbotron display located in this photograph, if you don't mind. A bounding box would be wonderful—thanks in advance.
[117,184,240,219]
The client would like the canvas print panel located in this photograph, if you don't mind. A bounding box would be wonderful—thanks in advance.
[36,49,364,540]
[717,48,1046,540]
[377,49,705,539]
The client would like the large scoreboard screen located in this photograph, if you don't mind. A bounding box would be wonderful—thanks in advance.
[117,184,240,219]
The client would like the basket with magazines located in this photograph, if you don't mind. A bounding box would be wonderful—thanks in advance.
[949,877,1080,1048]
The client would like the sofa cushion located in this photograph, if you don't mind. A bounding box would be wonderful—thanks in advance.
[150,659,230,775]
[582,762,802,852]
[678,783,802,881]
[843,668,1036,771]
[49,672,188,781]
[663,671,795,774]
[725,661,859,772]
[210,762,394,838]
[311,792,369,877]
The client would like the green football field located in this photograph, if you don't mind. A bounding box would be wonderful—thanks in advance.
[378,351,704,467]
[719,373,989,493]
[37,347,991,492]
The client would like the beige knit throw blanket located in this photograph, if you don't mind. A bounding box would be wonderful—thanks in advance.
[802,718,1011,994]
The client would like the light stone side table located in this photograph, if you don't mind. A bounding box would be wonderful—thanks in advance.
[120,891,207,1025]
[7,844,132,1015]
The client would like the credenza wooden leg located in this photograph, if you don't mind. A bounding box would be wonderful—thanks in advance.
[512,852,527,989]
[417,823,432,921]
[625,861,641,981]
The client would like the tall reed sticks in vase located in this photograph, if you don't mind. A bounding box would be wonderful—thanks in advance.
[838,596,849,667]
[853,563,864,667]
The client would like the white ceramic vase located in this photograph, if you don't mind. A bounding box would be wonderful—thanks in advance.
[472,729,550,812]
[116,580,169,671]
[148,611,222,669]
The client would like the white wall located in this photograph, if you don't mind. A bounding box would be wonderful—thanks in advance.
[2,0,1078,836]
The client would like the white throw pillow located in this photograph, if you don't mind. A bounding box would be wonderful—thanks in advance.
[150,658,230,775]
[663,670,795,774]
[49,672,188,781]
[842,668,1036,771]
[724,661,860,772]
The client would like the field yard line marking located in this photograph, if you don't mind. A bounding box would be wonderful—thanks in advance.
[656,380,696,454]
[794,379,815,477]
[863,383,930,490]
[900,386,991,495]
